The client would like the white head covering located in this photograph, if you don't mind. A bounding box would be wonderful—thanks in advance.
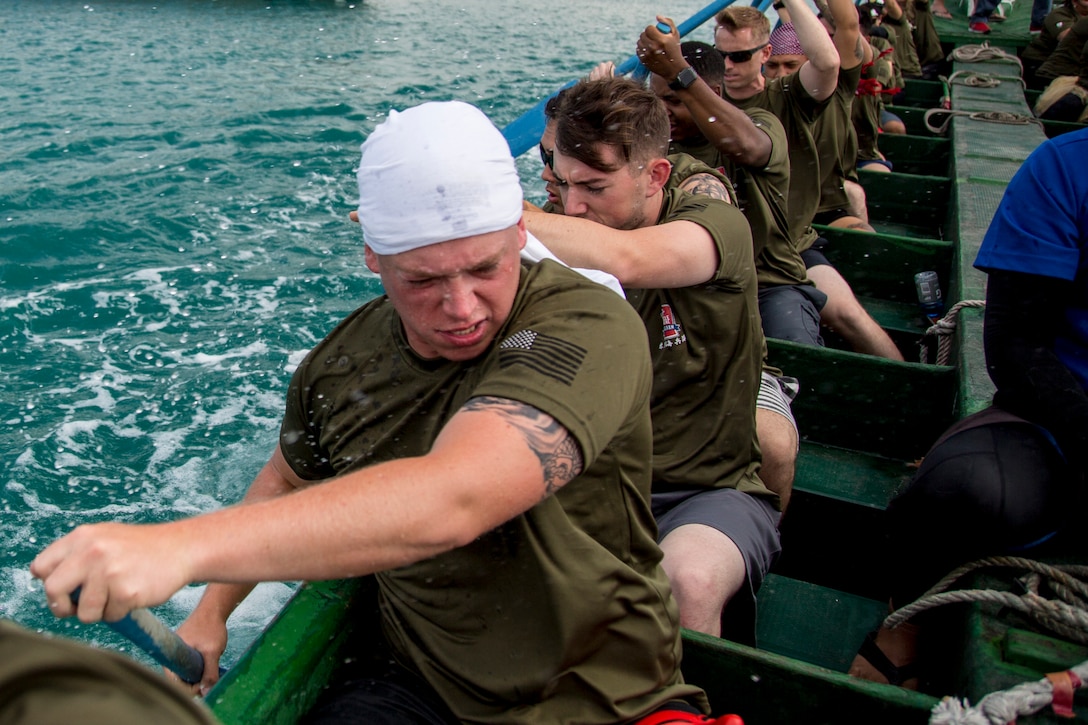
[356,101,524,255]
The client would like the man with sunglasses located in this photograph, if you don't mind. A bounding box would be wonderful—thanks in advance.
[714,3,838,265]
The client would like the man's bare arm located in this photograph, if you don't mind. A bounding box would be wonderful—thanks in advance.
[32,397,585,623]
[639,19,773,168]
[781,0,840,100]
[826,0,872,69]
[523,210,721,288]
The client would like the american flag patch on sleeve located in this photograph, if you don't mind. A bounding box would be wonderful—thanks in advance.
[497,329,587,385]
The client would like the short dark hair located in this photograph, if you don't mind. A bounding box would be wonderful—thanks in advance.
[681,41,725,87]
[543,87,569,121]
[554,77,670,173]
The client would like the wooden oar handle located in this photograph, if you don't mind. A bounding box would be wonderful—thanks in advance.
[69,588,205,684]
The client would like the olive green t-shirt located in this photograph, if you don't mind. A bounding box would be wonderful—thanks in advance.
[0,620,220,725]
[907,0,945,67]
[666,151,741,207]
[1023,5,1079,63]
[883,14,923,78]
[670,109,809,288]
[1038,16,1088,81]
[279,260,705,723]
[817,64,864,212]
[626,189,774,504]
[855,39,897,162]
[730,74,828,254]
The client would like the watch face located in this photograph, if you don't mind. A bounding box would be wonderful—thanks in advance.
[671,67,696,90]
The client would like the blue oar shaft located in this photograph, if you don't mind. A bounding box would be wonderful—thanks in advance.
[70,588,205,684]
[501,0,738,157]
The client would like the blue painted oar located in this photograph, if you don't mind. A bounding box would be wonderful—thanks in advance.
[70,588,206,684]
[500,0,739,157]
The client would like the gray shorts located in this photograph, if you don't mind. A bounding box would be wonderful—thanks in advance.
[653,487,782,608]
[758,284,826,346]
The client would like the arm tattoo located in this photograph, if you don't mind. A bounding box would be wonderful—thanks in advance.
[679,173,732,204]
[854,36,866,63]
[461,396,584,498]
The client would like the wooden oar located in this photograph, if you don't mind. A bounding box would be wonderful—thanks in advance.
[70,588,206,684]
[500,0,739,157]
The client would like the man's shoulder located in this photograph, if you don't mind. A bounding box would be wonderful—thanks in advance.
[517,260,637,316]
[659,187,739,222]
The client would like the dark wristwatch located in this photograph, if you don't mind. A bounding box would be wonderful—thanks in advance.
[668,66,698,91]
[773,1,785,8]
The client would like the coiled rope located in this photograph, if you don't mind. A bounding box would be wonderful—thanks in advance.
[878,556,1088,724]
[884,556,1088,640]
[946,42,1025,74]
[924,107,1041,135]
[919,299,985,365]
[940,70,1026,90]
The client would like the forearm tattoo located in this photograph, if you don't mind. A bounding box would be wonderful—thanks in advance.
[679,173,732,204]
[462,396,584,497]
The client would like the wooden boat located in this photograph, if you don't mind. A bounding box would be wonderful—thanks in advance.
[203,6,1088,724]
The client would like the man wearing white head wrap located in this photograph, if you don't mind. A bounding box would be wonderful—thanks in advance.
[32,100,710,723]
[356,101,524,255]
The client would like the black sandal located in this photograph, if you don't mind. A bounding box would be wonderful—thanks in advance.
[855,630,920,687]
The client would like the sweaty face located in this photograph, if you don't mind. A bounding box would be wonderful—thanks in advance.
[554,144,653,231]
[649,74,704,144]
[713,26,770,93]
[764,53,807,79]
[365,222,526,361]
[539,121,565,212]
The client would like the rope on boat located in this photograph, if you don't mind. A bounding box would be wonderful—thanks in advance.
[946,42,1024,74]
[876,556,1088,723]
[940,70,1026,90]
[928,660,1088,725]
[924,107,1041,135]
[919,300,985,365]
[883,556,1088,641]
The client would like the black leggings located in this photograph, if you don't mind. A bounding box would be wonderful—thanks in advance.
[885,419,1072,605]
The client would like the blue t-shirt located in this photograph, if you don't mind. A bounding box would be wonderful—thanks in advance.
[974,128,1088,391]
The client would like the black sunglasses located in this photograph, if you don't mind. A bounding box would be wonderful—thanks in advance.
[719,42,768,63]
[538,143,554,170]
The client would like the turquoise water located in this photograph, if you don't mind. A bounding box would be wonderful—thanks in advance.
[1,0,714,669]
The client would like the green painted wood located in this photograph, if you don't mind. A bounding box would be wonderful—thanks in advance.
[777,443,916,599]
[1004,628,1088,676]
[767,339,957,459]
[680,629,939,724]
[882,105,941,137]
[859,171,951,238]
[879,133,951,176]
[892,78,946,108]
[792,441,915,509]
[814,225,953,301]
[207,579,364,725]
[756,574,890,670]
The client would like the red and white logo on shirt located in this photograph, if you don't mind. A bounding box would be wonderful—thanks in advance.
[659,304,686,349]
